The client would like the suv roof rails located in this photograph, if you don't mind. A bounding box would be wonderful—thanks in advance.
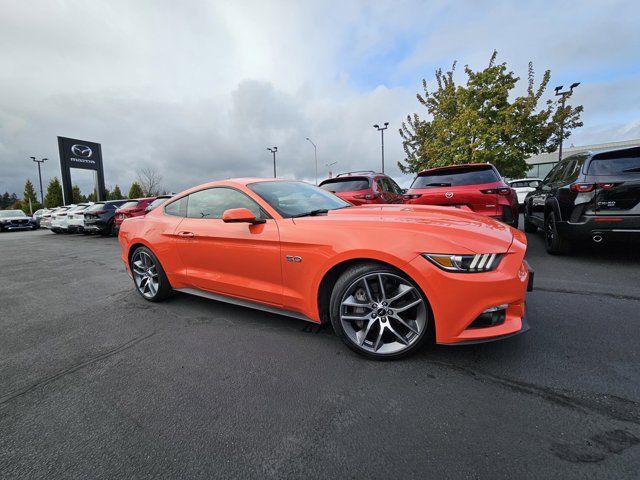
[335,170,379,177]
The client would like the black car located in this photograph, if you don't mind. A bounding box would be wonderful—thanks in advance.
[524,146,640,254]
[0,210,37,231]
[83,200,129,236]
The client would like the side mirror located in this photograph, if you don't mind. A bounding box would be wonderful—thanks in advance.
[401,188,408,194]
[222,208,265,224]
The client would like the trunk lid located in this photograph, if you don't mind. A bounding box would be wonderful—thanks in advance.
[588,150,640,215]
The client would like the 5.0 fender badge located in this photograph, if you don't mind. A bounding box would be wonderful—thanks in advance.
[286,255,302,263]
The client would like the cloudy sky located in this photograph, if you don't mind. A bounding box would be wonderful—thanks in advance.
[1,0,639,198]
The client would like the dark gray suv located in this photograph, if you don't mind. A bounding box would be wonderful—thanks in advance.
[524,146,640,254]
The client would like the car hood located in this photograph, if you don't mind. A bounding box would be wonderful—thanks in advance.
[0,215,31,221]
[317,204,515,254]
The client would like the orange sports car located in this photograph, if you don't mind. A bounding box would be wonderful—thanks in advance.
[118,178,533,359]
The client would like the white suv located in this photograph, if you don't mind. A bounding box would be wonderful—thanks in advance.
[67,203,93,233]
[508,178,542,206]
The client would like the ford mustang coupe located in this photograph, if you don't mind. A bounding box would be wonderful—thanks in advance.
[118,179,532,359]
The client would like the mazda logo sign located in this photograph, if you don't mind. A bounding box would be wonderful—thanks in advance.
[445,192,454,199]
[71,144,93,158]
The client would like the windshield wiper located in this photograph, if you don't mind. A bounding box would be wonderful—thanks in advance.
[424,182,452,187]
[291,209,329,218]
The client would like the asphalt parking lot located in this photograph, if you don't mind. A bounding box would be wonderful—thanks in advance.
[1,225,639,479]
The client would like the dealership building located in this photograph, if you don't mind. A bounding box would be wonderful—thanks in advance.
[524,138,640,179]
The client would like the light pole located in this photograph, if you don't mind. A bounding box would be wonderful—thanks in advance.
[554,83,580,162]
[373,122,389,173]
[267,147,278,178]
[325,161,337,178]
[305,137,318,184]
[31,156,47,206]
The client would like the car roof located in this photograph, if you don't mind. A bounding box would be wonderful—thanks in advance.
[417,163,494,175]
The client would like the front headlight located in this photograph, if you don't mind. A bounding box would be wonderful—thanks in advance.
[422,253,504,272]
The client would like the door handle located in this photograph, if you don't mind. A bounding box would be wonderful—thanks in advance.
[178,231,195,238]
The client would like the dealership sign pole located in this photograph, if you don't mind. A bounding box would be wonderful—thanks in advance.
[57,137,106,204]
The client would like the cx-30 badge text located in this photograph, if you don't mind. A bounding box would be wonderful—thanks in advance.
[71,144,93,157]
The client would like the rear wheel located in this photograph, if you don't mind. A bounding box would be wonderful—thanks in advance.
[131,246,172,301]
[330,263,430,359]
[544,211,569,255]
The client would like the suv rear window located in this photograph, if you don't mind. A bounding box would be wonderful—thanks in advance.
[587,156,640,175]
[320,177,370,192]
[119,201,139,209]
[412,166,499,188]
[85,203,106,212]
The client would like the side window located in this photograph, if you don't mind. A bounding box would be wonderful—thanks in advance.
[383,177,402,194]
[374,178,384,192]
[543,162,565,184]
[164,198,183,216]
[186,188,263,220]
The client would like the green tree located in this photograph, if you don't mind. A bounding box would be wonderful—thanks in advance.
[44,177,64,207]
[87,191,97,202]
[111,185,124,200]
[128,181,144,199]
[399,51,583,178]
[23,179,38,205]
[0,192,11,209]
[71,184,83,203]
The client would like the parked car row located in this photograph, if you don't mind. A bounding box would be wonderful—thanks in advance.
[30,195,172,236]
[320,164,520,228]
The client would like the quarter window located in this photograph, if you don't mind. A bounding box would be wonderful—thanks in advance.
[186,188,263,220]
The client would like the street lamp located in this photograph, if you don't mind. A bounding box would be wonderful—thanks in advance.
[305,137,318,185]
[554,82,580,162]
[325,161,337,178]
[373,122,389,173]
[31,156,47,206]
[267,147,278,178]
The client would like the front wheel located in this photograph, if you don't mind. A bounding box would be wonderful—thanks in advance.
[330,263,431,359]
[130,246,172,301]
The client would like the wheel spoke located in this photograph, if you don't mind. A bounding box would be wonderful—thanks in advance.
[361,278,373,303]
[357,319,376,345]
[386,322,409,345]
[389,313,420,335]
[373,325,385,352]
[148,279,157,296]
[133,260,145,275]
[342,295,372,309]
[342,314,370,321]
[377,274,386,301]
[387,284,414,304]
[393,299,422,313]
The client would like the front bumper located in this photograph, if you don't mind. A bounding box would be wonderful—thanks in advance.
[404,236,532,345]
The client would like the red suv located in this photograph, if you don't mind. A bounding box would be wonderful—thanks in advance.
[114,197,156,233]
[403,163,519,227]
[319,171,404,205]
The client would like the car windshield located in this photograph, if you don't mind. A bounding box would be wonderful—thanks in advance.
[0,210,26,218]
[412,166,499,188]
[319,177,370,192]
[119,201,139,209]
[147,197,170,209]
[249,181,351,218]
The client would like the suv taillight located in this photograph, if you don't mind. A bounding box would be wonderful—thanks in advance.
[353,193,380,200]
[570,183,595,193]
[480,188,512,196]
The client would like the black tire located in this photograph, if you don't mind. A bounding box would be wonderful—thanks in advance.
[130,246,172,302]
[329,262,431,360]
[523,212,537,233]
[544,211,570,255]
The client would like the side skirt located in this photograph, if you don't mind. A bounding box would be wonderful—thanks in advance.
[175,287,317,323]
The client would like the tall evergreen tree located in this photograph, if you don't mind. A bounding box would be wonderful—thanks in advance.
[399,51,583,178]
[111,185,124,200]
[23,179,38,205]
[0,192,11,209]
[44,177,64,207]
[128,181,144,199]
[71,185,83,204]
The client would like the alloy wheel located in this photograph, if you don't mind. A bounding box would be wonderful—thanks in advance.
[339,273,427,355]
[132,250,159,299]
